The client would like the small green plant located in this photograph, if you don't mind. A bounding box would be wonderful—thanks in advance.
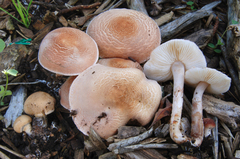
[208,20,239,53]
[0,69,18,106]
[186,1,197,11]
[0,39,5,52]
[0,0,33,28]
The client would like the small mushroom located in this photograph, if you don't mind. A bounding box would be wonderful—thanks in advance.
[86,8,161,63]
[203,118,216,138]
[38,27,99,75]
[69,64,162,139]
[185,67,231,147]
[13,115,32,135]
[98,58,143,70]
[24,91,56,117]
[143,39,207,145]
[59,76,77,110]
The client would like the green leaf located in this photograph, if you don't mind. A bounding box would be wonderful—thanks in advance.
[208,43,215,48]
[4,90,12,96]
[216,40,224,46]
[214,49,222,53]
[0,86,5,96]
[0,39,5,52]
[6,69,18,76]
[232,20,239,24]
[187,1,194,5]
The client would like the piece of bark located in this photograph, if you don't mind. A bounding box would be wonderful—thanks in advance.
[155,11,174,26]
[113,143,178,154]
[74,149,84,159]
[202,94,240,129]
[228,24,240,37]
[213,117,219,159]
[3,86,27,128]
[117,126,146,139]
[160,1,221,42]
[227,0,240,80]
[121,148,167,159]
[221,135,233,159]
[154,123,170,138]
[99,152,118,159]
[232,132,240,154]
[177,154,198,159]
[108,127,153,151]
[32,22,54,43]
[183,29,213,49]
[126,0,148,15]
[217,34,240,96]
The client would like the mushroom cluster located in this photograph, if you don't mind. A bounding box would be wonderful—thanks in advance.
[37,8,162,140]
[13,91,56,135]
[143,39,231,147]
[36,8,231,148]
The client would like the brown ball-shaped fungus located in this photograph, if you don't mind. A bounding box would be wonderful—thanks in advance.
[69,64,162,139]
[13,115,32,135]
[24,91,56,117]
[38,27,99,76]
[86,9,161,63]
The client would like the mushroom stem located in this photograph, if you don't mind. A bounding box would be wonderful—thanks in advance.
[190,81,209,147]
[170,61,188,144]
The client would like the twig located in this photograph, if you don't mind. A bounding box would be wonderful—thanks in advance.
[213,117,218,159]
[108,127,153,151]
[2,136,20,153]
[0,151,10,159]
[0,144,26,159]
[220,135,233,159]
[94,0,112,14]
[113,143,178,154]
[219,120,235,139]
[160,1,221,42]
[57,2,101,15]
[217,34,240,95]
[0,80,45,87]
[31,1,65,9]
[232,132,240,153]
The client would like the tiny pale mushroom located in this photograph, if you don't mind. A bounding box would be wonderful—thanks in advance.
[24,91,56,117]
[86,8,161,63]
[69,64,162,139]
[38,27,99,76]
[59,76,77,110]
[98,58,143,70]
[143,39,207,145]
[185,67,231,147]
[13,115,32,135]
[203,118,216,138]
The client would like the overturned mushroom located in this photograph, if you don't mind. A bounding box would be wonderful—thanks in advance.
[69,64,162,139]
[38,27,99,76]
[185,67,231,147]
[143,39,206,144]
[86,8,161,63]
[13,115,32,135]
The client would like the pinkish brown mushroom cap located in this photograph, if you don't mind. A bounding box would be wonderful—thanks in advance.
[86,9,161,63]
[59,76,77,110]
[98,58,143,70]
[38,27,99,76]
[69,64,162,139]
